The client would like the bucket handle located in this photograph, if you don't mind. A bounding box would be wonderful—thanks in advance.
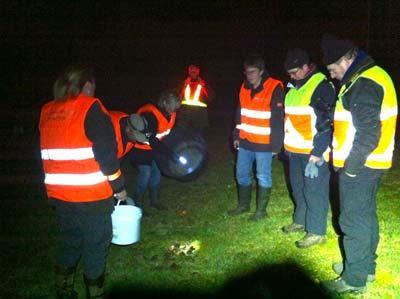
[115,198,136,207]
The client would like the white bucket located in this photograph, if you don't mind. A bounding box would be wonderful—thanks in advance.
[111,200,142,245]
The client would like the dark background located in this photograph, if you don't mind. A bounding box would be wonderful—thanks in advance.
[2,0,400,124]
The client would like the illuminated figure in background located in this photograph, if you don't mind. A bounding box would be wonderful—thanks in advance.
[320,34,397,294]
[178,64,212,129]
[181,64,209,107]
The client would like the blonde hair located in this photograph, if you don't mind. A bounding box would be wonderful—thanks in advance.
[53,65,94,100]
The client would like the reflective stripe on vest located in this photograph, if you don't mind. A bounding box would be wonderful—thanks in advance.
[39,94,113,202]
[134,103,176,150]
[182,83,207,107]
[238,78,283,144]
[284,73,328,157]
[44,171,107,186]
[333,65,397,169]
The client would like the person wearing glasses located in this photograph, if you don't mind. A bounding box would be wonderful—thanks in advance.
[281,48,335,248]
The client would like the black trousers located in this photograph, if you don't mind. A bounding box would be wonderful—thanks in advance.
[289,153,330,235]
[54,201,113,279]
[339,168,383,287]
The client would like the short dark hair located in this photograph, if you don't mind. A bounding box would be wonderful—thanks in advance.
[243,55,265,71]
[53,65,95,100]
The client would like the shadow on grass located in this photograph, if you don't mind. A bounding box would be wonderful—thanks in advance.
[108,262,333,299]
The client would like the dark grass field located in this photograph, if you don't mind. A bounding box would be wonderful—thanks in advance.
[1,116,400,299]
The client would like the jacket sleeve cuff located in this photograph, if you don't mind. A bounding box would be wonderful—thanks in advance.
[310,148,324,158]
[106,169,125,193]
[232,128,239,140]
[108,175,125,194]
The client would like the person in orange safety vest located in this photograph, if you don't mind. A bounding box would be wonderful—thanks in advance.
[181,64,209,106]
[129,90,181,211]
[228,55,285,221]
[39,65,127,299]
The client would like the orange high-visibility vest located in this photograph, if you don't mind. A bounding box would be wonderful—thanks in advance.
[134,103,176,150]
[39,94,117,202]
[109,111,135,158]
[237,78,283,144]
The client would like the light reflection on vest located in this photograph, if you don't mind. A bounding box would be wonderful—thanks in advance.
[182,82,207,107]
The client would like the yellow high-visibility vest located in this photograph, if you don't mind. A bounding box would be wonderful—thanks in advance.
[333,65,397,169]
[284,72,330,160]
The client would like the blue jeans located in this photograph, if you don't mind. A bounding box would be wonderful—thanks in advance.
[135,160,161,197]
[288,153,330,235]
[236,148,272,188]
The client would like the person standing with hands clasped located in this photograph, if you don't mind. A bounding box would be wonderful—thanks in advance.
[281,48,335,248]
[320,34,397,294]
[39,65,127,299]
[228,55,284,221]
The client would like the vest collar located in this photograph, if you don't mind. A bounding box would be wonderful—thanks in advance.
[288,64,317,89]
[341,51,375,86]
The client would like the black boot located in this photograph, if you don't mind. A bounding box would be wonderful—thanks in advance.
[250,187,271,221]
[228,185,252,216]
[55,265,78,299]
[84,273,105,299]
[149,185,168,210]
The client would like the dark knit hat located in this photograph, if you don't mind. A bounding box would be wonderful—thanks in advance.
[321,34,355,65]
[284,48,309,71]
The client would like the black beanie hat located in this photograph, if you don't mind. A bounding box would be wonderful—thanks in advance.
[284,48,309,71]
[321,34,355,65]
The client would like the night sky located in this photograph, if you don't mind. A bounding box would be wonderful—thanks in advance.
[2,0,400,115]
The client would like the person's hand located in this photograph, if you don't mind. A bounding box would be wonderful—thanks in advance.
[305,155,325,178]
[114,189,128,202]
[305,161,318,178]
[233,140,240,150]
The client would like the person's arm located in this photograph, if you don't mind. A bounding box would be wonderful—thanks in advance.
[85,102,125,194]
[269,85,285,152]
[232,100,241,148]
[310,80,336,158]
[343,78,383,175]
